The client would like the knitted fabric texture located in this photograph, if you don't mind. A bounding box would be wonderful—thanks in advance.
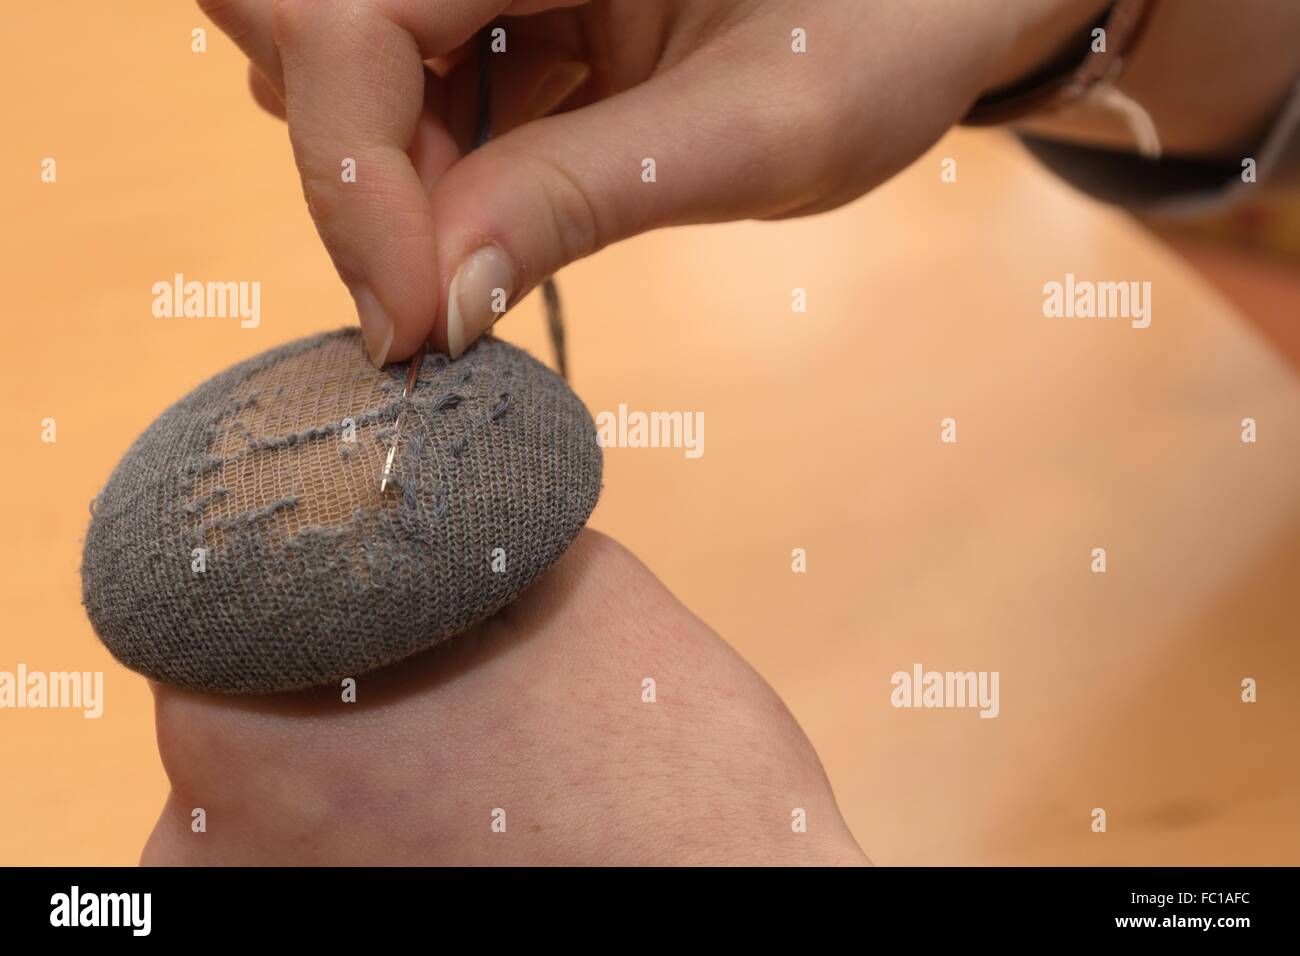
[81,329,602,694]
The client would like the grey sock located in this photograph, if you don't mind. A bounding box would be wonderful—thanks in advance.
[81,329,602,694]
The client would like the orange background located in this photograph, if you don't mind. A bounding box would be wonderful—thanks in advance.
[3,3,1298,865]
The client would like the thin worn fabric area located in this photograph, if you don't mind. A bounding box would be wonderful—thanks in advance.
[81,329,602,694]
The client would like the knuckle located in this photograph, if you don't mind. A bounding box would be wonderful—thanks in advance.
[273,0,383,49]
[532,155,604,267]
[197,0,250,40]
[269,0,315,46]
[298,166,340,224]
[196,0,233,18]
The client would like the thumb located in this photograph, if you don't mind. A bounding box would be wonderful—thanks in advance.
[428,58,813,356]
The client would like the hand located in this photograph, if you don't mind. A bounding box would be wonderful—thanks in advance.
[197,0,1077,365]
[141,530,868,865]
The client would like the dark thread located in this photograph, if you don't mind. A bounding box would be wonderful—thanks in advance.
[180,455,226,481]
[201,494,300,532]
[181,486,231,519]
[475,27,494,149]
[429,392,463,412]
[472,21,567,380]
[542,278,567,380]
[490,393,511,421]
[245,422,340,451]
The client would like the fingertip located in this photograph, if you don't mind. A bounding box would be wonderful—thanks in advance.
[384,307,441,365]
[353,289,395,367]
[347,234,442,365]
[446,244,516,358]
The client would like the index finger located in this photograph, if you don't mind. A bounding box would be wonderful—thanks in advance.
[270,0,478,364]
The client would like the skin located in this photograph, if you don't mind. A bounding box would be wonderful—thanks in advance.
[143,530,868,865]
[194,0,1126,364]
[195,0,1300,365]
[174,0,1300,863]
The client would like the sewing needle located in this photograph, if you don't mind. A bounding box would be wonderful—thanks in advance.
[379,347,424,494]
[380,25,492,496]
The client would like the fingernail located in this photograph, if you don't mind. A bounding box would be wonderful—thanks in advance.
[526,61,590,119]
[447,245,516,358]
[354,288,394,367]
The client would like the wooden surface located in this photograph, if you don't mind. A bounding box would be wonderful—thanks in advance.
[2,3,1298,865]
